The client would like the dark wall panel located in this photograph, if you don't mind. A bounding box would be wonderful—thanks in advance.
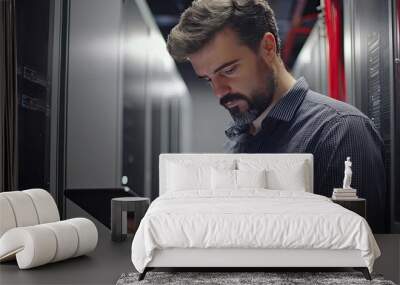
[16,0,52,190]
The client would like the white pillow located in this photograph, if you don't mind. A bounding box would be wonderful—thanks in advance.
[211,169,267,190]
[166,160,235,191]
[236,169,267,188]
[167,162,210,191]
[238,159,308,191]
[211,168,236,190]
[266,163,307,191]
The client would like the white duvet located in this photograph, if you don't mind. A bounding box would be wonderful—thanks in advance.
[131,189,380,273]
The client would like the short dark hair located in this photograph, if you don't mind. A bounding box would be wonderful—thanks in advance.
[166,0,280,62]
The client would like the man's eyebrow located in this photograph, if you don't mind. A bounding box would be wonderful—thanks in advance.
[213,59,239,74]
[197,59,240,80]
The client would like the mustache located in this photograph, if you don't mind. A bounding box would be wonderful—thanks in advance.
[219,93,250,107]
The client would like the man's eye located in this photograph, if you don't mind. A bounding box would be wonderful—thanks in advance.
[204,78,212,85]
[223,66,237,75]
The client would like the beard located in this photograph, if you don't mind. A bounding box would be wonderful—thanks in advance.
[220,69,276,126]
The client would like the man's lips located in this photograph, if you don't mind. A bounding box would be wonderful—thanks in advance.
[224,98,248,108]
[224,100,239,108]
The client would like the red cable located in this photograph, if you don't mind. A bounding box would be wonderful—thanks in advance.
[325,0,346,102]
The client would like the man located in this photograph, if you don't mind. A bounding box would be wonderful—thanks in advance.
[166,0,386,232]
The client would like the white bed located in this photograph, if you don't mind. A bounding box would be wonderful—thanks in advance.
[131,154,380,280]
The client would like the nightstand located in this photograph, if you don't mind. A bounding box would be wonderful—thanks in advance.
[331,198,366,218]
[111,197,150,241]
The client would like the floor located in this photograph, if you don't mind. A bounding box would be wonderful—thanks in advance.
[1,200,399,285]
[373,234,400,283]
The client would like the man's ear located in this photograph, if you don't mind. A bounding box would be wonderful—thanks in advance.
[259,32,277,62]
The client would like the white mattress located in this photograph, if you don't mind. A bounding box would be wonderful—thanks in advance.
[131,190,380,273]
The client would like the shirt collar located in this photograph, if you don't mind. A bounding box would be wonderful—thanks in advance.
[251,99,276,134]
[266,77,309,122]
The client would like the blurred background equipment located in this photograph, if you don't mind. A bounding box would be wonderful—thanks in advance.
[1,0,399,233]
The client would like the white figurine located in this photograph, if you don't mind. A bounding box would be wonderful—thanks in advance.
[342,157,353,189]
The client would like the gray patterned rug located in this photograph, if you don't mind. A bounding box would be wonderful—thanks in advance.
[116,271,396,285]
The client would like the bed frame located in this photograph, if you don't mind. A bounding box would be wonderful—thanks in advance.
[138,154,372,281]
[140,248,371,280]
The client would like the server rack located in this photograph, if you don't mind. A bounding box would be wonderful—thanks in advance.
[392,0,400,232]
[342,0,397,233]
[294,0,399,232]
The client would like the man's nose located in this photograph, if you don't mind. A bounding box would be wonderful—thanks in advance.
[211,77,231,99]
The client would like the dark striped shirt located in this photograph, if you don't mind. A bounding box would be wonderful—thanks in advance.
[224,77,387,233]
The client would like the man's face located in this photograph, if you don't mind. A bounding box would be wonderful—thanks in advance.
[188,28,276,124]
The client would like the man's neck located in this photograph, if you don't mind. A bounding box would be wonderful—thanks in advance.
[249,71,297,136]
[272,69,297,106]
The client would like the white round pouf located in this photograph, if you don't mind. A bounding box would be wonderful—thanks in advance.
[0,226,57,269]
[42,221,79,262]
[1,191,39,227]
[24,189,60,224]
[0,196,17,237]
[66,218,98,257]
